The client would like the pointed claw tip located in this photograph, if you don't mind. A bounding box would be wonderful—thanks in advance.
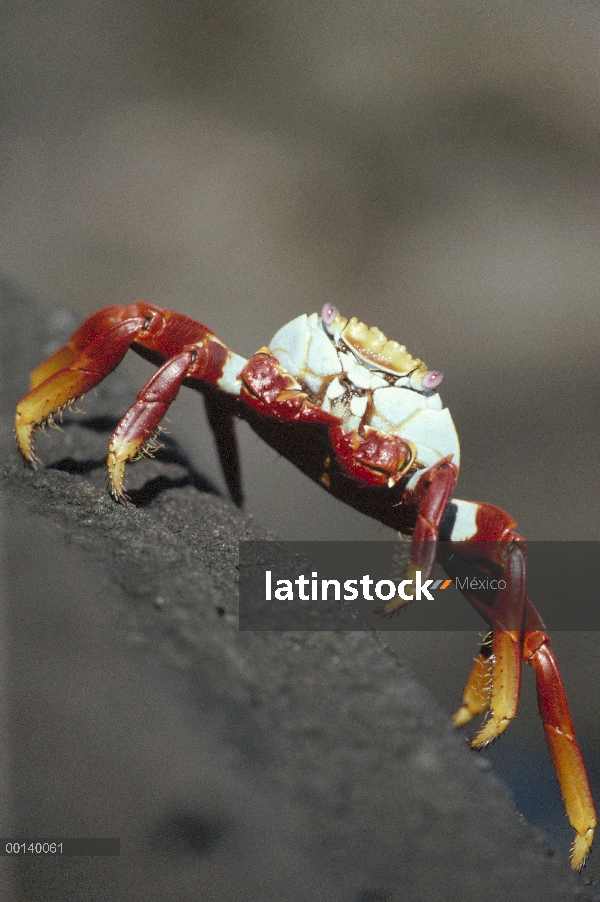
[15,435,39,469]
[452,706,474,728]
[18,446,38,469]
[468,730,494,751]
[107,473,127,504]
[571,828,594,871]
[15,417,37,467]
[108,483,129,505]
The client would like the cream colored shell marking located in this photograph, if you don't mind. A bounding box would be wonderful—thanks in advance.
[269,312,460,472]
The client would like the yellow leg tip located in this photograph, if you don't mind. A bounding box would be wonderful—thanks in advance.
[376,562,419,615]
[469,715,511,749]
[107,451,127,500]
[571,828,594,871]
[452,705,475,728]
[107,432,145,500]
[377,597,411,617]
[14,414,36,466]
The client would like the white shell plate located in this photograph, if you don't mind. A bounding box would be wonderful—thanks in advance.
[269,312,460,473]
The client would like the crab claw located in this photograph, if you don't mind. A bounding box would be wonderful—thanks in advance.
[241,350,341,425]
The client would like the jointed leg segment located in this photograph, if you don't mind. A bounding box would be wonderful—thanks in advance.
[378,458,459,615]
[452,544,596,869]
[15,314,150,465]
[15,302,243,498]
[524,631,596,869]
[107,349,196,498]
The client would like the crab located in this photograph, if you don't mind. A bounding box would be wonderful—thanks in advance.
[14,299,596,869]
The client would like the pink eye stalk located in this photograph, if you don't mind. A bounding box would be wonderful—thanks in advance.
[321,302,338,326]
[422,370,443,389]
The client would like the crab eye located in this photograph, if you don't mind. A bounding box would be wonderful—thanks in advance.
[321,302,338,326]
[422,370,444,389]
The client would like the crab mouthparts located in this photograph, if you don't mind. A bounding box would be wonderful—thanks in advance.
[320,305,442,387]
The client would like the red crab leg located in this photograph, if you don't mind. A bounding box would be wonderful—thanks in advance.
[26,304,148,391]
[452,632,494,728]
[328,425,416,487]
[455,627,597,869]
[459,544,527,747]
[15,312,151,465]
[377,458,458,615]
[451,587,546,727]
[107,349,196,498]
[203,389,242,508]
[108,335,250,498]
[15,301,250,496]
[450,541,596,869]
[407,457,459,576]
[524,630,596,870]
[240,349,342,426]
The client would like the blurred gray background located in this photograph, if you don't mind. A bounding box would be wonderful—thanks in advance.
[1,0,600,882]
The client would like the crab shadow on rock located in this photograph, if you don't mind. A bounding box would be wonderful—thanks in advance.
[48,415,219,507]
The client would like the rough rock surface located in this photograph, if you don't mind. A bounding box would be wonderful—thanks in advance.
[1,278,598,901]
